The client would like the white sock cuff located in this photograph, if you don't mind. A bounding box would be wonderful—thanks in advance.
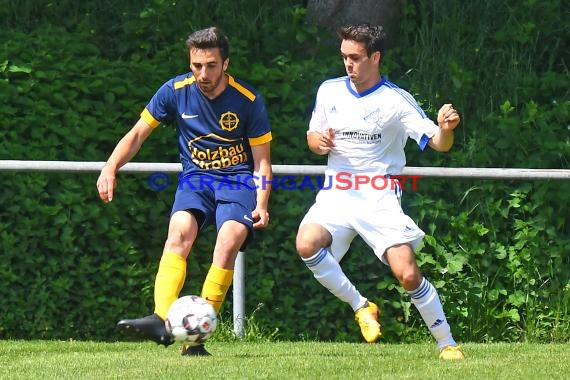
[302,247,329,267]
[408,277,432,300]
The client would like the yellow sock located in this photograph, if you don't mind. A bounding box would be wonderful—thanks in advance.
[154,252,186,319]
[201,264,234,314]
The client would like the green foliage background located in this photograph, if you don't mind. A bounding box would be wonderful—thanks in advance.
[0,0,568,343]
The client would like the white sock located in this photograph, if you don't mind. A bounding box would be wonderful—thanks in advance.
[302,247,367,311]
[408,277,457,349]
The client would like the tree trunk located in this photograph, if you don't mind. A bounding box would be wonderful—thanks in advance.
[305,0,402,42]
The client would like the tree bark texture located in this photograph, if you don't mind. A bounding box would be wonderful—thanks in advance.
[306,0,402,41]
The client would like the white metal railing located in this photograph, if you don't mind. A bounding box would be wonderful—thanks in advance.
[2,160,570,338]
[2,160,570,179]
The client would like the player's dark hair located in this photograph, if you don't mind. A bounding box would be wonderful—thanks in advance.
[186,27,230,61]
[338,23,386,58]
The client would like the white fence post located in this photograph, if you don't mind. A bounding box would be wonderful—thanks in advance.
[233,251,246,338]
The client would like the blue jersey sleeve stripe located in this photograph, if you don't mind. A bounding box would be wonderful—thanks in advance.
[249,131,272,146]
[384,81,427,118]
[228,75,256,101]
[419,133,430,150]
[140,108,160,128]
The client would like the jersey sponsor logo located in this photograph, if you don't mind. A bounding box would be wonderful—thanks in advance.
[336,130,382,143]
[188,133,248,170]
[219,111,239,131]
[181,112,200,119]
[363,108,381,124]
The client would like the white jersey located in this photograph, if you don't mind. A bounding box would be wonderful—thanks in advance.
[309,76,439,177]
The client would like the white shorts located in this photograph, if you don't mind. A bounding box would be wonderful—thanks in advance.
[300,186,425,265]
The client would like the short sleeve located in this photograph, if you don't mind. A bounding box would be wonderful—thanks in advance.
[397,92,439,151]
[246,94,272,146]
[142,80,177,126]
[308,85,328,134]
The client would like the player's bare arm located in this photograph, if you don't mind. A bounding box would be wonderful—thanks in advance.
[307,127,335,155]
[251,142,272,229]
[97,118,154,202]
[428,103,460,152]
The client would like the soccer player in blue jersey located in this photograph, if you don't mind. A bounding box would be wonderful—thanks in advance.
[96,27,272,356]
[295,23,465,360]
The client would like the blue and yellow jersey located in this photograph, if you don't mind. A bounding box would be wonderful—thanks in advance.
[141,73,272,177]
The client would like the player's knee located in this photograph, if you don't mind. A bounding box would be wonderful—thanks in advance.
[214,222,248,255]
[295,234,320,259]
[397,268,422,290]
[296,228,323,259]
[214,235,243,254]
[165,229,193,253]
[296,224,332,258]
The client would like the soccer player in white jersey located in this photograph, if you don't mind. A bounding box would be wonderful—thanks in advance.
[295,23,465,360]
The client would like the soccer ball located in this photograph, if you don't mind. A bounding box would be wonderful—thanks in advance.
[165,295,217,346]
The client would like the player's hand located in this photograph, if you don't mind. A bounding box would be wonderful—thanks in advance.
[437,104,460,130]
[251,208,269,229]
[318,128,335,153]
[97,165,117,203]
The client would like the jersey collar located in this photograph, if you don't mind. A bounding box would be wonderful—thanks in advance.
[344,76,386,98]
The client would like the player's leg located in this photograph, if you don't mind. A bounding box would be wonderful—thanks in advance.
[183,187,253,356]
[155,211,199,317]
[117,210,200,346]
[356,187,462,357]
[296,223,367,310]
[385,244,464,360]
[117,185,213,346]
[202,219,249,313]
[296,221,380,343]
[200,187,255,314]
